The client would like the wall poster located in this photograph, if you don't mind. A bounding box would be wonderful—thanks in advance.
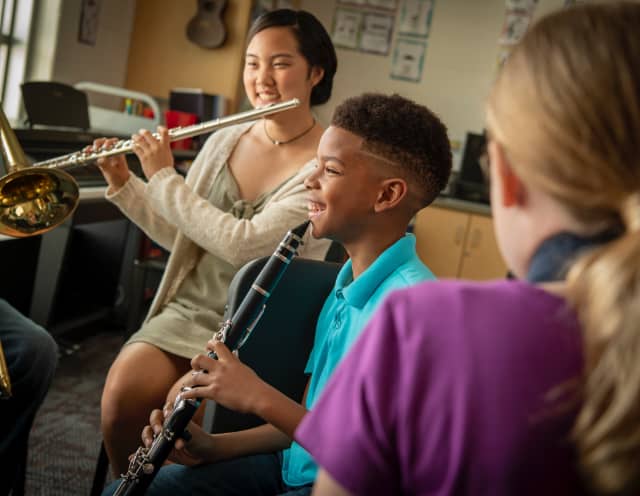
[398,0,434,38]
[390,38,427,82]
[78,0,102,46]
[495,0,538,69]
[338,0,398,9]
[360,12,394,54]
[332,8,363,49]
[499,9,531,45]
[366,0,399,10]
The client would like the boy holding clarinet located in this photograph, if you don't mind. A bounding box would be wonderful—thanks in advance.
[104,93,452,496]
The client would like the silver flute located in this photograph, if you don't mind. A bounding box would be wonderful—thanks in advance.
[32,98,300,169]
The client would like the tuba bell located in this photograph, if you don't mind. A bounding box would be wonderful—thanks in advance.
[0,104,79,238]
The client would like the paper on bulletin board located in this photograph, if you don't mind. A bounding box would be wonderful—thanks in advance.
[505,0,538,11]
[367,0,399,10]
[332,8,363,49]
[258,0,301,9]
[360,12,394,54]
[398,0,434,37]
[337,0,368,6]
[78,0,101,45]
[499,9,531,45]
[495,0,538,71]
[391,38,427,82]
[338,0,397,8]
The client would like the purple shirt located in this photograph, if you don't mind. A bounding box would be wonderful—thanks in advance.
[296,280,585,495]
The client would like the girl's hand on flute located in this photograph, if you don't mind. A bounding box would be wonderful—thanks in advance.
[89,138,131,191]
[131,126,175,180]
[182,341,270,415]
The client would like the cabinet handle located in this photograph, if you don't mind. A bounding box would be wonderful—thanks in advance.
[469,228,482,249]
[454,225,465,245]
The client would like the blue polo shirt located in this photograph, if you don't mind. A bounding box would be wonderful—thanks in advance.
[281,234,435,487]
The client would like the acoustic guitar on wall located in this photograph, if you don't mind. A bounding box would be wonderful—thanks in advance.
[186,0,228,49]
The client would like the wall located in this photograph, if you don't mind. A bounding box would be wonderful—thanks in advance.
[25,0,565,140]
[301,0,564,152]
[27,0,136,88]
[23,0,583,144]
[124,0,253,112]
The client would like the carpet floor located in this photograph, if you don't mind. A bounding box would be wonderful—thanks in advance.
[25,330,124,495]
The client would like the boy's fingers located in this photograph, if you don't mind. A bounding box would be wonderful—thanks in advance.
[213,341,233,360]
[141,425,154,447]
[191,353,216,371]
[149,408,164,434]
[182,428,192,442]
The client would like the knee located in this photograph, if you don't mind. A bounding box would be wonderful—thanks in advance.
[30,327,58,379]
[100,343,187,432]
[100,365,159,431]
[100,373,139,430]
[146,464,193,495]
[9,320,58,391]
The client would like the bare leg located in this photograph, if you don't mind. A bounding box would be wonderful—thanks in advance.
[100,342,191,477]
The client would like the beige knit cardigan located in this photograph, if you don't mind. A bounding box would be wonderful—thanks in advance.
[105,121,330,324]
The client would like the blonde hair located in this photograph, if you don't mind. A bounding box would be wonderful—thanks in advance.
[487,3,640,493]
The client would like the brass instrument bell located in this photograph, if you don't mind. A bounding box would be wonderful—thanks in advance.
[0,105,79,238]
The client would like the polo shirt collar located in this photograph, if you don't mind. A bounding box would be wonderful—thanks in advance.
[334,234,416,309]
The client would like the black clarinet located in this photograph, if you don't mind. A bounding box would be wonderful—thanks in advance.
[113,221,310,496]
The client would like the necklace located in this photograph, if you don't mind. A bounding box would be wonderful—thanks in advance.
[263,118,315,145]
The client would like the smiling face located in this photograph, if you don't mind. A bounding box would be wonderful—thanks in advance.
[304,126,388,244]
[243,26,323,109]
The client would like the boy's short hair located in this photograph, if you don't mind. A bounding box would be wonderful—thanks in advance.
[331,93,452,207]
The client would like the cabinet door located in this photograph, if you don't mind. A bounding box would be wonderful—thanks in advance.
[458,214,508,280]
[414,207,469,278]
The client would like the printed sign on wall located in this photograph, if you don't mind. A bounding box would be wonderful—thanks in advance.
[390,38,427,82]
[78,0,101,45]
[398,0,434,38]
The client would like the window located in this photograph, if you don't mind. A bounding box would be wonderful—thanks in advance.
[1,0,35,120]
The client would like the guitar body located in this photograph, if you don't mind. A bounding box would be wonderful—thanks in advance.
[186,0,228,49]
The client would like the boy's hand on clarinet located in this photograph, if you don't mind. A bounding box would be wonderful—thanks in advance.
[131,126,174,181]
[140,407,206,466]
[89,138,131,191]
[181,340,268,415]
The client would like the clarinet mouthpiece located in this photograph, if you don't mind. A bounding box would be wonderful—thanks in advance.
[290,220,310,239]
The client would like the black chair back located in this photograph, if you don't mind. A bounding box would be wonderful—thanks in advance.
[202,256,342,433]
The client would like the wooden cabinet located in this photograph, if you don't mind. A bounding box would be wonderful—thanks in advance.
[414,205,508,280]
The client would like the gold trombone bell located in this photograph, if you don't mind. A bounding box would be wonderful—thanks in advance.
[0,105,79,238]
